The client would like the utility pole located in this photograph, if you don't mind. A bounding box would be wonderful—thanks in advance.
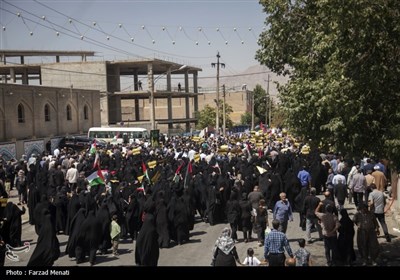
[148,63,156,130]
[268,93,272,127]
[211,52,225,135]
[222,84,226,136]
[265,74,270,127]
[250,90,254,130]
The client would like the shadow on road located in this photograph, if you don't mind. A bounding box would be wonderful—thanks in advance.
[190,230,207,237]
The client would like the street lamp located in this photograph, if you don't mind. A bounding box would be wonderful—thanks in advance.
[149,64,188,130]
[154,64,187,84]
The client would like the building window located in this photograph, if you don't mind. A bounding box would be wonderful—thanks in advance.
[84,105,89,120]
[18,104,25,123]
[66,105,72,120]
[44,104,51,122]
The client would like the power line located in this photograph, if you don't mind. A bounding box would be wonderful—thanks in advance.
[198,70,273,79]
[1,2,142,58]
[2,1,262,60]
[31,0,216,59]
[2,59,275,81]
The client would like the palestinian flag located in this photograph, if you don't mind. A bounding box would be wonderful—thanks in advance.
[173,161,185,183]
[142,161,150,182]
[90,140,97,154]
[93,152,100,169]
[87,169,106,186]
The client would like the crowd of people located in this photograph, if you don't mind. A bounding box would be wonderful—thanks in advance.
[0,127,393,266]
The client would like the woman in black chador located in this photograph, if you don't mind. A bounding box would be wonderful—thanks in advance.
[27,208,60,266]
[338,209,356,265]
[211,227,240,266]
[135,199,159,266]
[2,202,25,247]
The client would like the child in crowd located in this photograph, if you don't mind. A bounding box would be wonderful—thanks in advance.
[110,215,121,257]
[242,248,261,266]
[4,179,11,197]
[294,238,312,266]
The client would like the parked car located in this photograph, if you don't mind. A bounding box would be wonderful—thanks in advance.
[58,136,107,151]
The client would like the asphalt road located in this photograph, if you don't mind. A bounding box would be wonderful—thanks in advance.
[3,195,400,267]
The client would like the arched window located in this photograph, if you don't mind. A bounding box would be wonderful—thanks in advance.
[66,105,72,121]
[18,103,25,123]
[44,104,51,122]
[83,105,89,120]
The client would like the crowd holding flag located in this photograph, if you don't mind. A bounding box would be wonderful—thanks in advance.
[93,152,100,169]
[184,161,193,189]
[89,140,97,154]
[87,169,106,186]
[141,161,150,182]
[173,162,185,182]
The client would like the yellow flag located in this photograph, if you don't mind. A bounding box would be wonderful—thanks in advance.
[148,160,157,169]
[132,148,141,155]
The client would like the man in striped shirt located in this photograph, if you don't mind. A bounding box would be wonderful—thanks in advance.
[264,219,294,266]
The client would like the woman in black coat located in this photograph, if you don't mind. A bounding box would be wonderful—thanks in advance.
[135,200,159,266]
[2,202,25,247]
[27,208,60,266]
[225,191,241,242]
[338,209,356,265]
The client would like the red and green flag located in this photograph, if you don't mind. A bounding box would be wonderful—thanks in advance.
[142,161,150,182]
[87,169,106,186]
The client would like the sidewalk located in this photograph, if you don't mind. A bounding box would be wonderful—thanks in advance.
[6,188,30,225]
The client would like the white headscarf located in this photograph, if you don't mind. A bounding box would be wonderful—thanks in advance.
[213,227,235,255]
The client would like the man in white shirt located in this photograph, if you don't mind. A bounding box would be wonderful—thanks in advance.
[368,183,391,242]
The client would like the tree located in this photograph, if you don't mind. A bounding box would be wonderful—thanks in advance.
[240,112,253,126]
[253,84,268,124]
[196,102,234,130]
[195,104,215,130]
[270,102,285,128]
[256,0,400,163]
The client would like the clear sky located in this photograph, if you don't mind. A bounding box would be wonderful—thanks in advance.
[0,0,266,82]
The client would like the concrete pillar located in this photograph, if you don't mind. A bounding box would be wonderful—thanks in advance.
[10,68,16,83]
[135,99,140,120]
[185,95,190,121]
[167,67,172,91]
[22,68,28,85]
[133,70,139,91]
[194,95,199,114]
[184,71,189,93]
[193,72,198,93]
[168,96,173,129]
